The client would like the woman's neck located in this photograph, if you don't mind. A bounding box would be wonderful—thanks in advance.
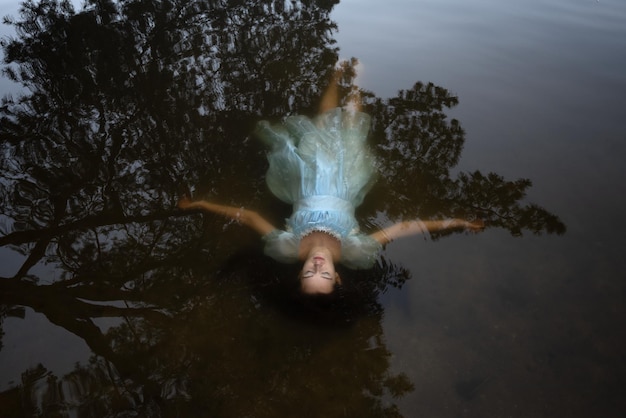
[298,231,341,261]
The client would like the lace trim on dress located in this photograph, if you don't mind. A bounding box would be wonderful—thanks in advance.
[299,227,342,241]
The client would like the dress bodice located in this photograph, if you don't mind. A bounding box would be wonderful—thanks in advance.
[287,195,358,239]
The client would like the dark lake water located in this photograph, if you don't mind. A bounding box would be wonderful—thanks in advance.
[1,0,625,416]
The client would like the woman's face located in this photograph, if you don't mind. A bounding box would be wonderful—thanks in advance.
[300,252,338,294]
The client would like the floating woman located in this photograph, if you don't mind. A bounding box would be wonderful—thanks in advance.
[178,69,483,295]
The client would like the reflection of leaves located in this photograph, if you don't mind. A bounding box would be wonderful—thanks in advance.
[386,373,416,399]
[1,0,341,241]
[369,81,464,184]
[357,81,566,236]
[452,171,566,235]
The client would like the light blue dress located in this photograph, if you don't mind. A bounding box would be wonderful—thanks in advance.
[255,108,381,269]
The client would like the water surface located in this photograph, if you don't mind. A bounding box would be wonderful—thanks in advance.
[1,0,625,416]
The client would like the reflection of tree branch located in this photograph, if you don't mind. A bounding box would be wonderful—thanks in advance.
[451,171,566,235]
[0,210,185,247]
[11,238,50,280]
[0,280,168,322]
[0,279,169,382]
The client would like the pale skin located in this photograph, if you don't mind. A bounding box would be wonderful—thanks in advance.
[178,67,484,294]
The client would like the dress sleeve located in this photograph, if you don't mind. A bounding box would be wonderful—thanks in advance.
[262,229,300,264]
[340,233,382,270]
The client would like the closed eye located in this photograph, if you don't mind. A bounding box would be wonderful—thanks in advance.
[302,271,333,280]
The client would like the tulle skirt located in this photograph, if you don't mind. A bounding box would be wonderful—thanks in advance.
[255,107,377,208]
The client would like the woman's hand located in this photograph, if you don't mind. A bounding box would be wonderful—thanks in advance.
[464,219,485,232]
[177,194,194,210]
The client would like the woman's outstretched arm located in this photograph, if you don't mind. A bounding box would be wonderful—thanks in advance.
[370,219,485,245]
[178,195,276,236]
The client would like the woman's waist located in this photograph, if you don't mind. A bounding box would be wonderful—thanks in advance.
[293,195,355,214]
[287,208,358,238]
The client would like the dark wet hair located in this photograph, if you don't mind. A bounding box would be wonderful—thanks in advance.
[296,285,340,305]
[283,283,349,325]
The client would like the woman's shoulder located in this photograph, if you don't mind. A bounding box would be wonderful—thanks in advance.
[262,229,299,264]
[340,233,382,269]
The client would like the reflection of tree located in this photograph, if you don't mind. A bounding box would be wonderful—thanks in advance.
[0,0,564,415]
[359,80,566,236]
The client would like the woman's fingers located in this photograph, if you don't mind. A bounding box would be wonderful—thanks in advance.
[177,194,192,209]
